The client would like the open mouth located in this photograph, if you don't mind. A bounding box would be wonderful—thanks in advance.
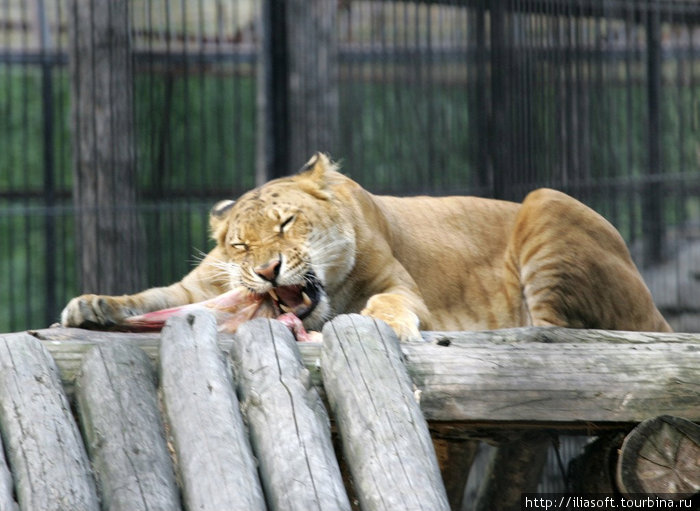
[267,271,323,320]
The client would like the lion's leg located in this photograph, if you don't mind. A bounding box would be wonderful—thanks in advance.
[506,188,671,332]
[61,284,196,328]
[358,259,432,342]
[61,248,229,328]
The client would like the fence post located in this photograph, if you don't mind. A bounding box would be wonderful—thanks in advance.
[256,0,290,183]
[644,3,665,265]
[257,0,338,181]
[36,0,56,324]
[287,0,338,169]
[490,0,510,200]
[68,0,144,295]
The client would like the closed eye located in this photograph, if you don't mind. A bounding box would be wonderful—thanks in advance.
[280,215,295,233]
[231,242,248,251]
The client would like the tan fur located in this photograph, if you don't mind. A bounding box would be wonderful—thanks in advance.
[61,153,671,339]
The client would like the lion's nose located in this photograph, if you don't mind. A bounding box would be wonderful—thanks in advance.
[255,257,281,283]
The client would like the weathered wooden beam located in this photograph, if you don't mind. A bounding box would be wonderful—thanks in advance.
[27,328,161,398]
[0,333,99,510]
[0,430,16,511]
[159,312,266,511]
[321,314,451,511]
[230,318,351,511]
[76,343,181,511]
[68,0,144,294]
[286,0,338,168]
[27,324,700,426]
[414,328,700,423]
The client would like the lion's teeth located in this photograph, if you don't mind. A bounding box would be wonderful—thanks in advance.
[269,289,279,302]
[279,303,292,313]
[302,292,312,307]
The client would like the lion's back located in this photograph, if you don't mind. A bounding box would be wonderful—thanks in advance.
[506,188,670,332]
[370,189,669,333]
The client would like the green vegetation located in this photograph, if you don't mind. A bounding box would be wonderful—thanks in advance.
[0,69,256,331]
[134,72,257,193]
[2,62,700,331]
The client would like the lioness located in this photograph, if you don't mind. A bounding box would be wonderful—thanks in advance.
[61,153,671,339]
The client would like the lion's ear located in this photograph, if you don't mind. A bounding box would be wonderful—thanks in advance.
[209,199,235,244]
[298,152,336,182]
[296,153,341,199]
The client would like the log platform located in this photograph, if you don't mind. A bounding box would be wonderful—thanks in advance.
[0,314,697,510]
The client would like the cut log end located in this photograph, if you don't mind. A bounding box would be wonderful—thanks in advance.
[616,415,700,497]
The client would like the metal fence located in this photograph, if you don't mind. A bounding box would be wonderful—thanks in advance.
[2,0,700,333]
[1,0,699,505]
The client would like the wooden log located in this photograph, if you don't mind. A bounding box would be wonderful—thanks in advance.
[257,0,338,179]
[0,333,99,510]
[76,343,181,511]
[473,433,549,511]
[616,415,700,496]
[28,325,700,426]
[321,314,450,511]
[28,328,161,398]
[68,0,144,294]
[0,432,18,511]
[159,311,266,511]
[413,328,700,423]
[286,0,339,167]
[229,318,351,511]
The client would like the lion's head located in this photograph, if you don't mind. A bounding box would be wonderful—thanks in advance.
[209,153,357,330]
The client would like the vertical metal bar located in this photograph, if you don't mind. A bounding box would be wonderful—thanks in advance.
[474,0,489,193]
[424,3,435,187]
[146,0,159,287]
[602,3,618,224]
[490,0,507,199]
[20,0,31,326]
[54,0,70,314]
[37,0,56,325]
[675,17,688,228]
[563,1,574,186]
[686,16,696,231]
[164,0,175,281]
[3,0,17,330]
[624,1,637,245]
[644,0,664,265]
[257,0,289,183]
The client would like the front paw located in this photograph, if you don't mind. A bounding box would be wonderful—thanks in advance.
[382,317,422,343]
[361,295,422,342]
[61,294,133,328]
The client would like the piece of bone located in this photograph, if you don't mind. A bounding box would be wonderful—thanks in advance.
[123,287,267,332]
[122,288,322,342]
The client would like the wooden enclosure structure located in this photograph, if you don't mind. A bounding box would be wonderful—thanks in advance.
[0,312,698,511]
